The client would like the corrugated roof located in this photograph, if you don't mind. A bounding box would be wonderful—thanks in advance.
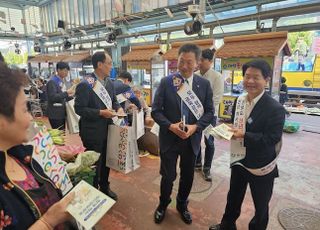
[28,54,51,62]
[29,51,91,63]
[215,31,291,58]
[122,44,163,62]
[63,51,91,62]
[163,39,215,61]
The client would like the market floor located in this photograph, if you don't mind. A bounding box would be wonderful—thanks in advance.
[61,114,320,230]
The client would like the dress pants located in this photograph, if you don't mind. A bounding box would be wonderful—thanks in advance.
[81,137,110,189]
[49,118,66,130]
[159,138,196,206]
[221,166,275,230]
[196,135,215,170]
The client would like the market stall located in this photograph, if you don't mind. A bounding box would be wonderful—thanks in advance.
[215,31,291,120]
[121,44,164,106]
[28,51,91,82]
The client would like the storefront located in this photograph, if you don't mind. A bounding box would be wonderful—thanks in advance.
[121,44,164,106]
[28,51,91,81]
[215,31,291,120]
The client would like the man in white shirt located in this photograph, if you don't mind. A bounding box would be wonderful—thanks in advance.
[195,49,224,181]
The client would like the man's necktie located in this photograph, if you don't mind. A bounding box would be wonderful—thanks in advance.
[181,79,189,124]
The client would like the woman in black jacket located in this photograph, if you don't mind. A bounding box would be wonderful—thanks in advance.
[0,63,74,229]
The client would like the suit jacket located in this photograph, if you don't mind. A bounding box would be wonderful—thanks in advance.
[74,73,120,143]
[152,74,214,155]
[113,79,141,110]
[232,92,285,173]
[46,76,73,119]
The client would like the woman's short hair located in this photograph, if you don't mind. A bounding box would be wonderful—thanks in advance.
[0,63,27,120]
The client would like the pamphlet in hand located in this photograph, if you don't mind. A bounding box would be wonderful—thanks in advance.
[210,123,234,141]
[66,180,116,230]
[113,112,127,117]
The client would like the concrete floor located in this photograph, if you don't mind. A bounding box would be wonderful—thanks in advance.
[61,113,320,230]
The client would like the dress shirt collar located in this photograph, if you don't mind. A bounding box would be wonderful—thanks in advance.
[183,74,194,87]
[247,90,265,106]
[94,72,107,86]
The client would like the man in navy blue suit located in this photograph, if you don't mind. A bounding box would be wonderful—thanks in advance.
[152,44,214,225]
[46,62,74,130]
[74,52,122,200]
[209,59,285,230]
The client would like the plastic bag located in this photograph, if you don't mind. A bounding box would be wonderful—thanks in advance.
[283,121,300,133]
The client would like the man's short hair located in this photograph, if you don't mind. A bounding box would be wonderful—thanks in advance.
[201,49,215,61]
[56,62,69,70]
[118,71,132,82]
[178,43,201,60]
[92,52,107,69]
[242,59,272,79]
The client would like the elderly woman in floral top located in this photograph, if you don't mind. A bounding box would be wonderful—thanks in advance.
[0,63,74,230]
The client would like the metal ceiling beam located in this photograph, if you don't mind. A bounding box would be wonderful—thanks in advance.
[127,0,281,28]
[129,2,320,37]
[41,0,281,39]
[43,21,320,49]
[0,0,40,7]
[0,1,24,10]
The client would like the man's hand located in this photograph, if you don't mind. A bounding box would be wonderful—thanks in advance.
[99,109,115,118]
[116,107,126,115]
[128,104,138,110]
[229,128,245,139]
[67,88,75,97]
[185,124,197,138]
[169,122,188,139]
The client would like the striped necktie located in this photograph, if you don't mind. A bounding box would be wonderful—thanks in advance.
[181,79,189,124]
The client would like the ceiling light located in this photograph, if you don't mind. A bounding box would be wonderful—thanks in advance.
[63,39,72,50]
[184,20,202,35]
[106,32,116,43]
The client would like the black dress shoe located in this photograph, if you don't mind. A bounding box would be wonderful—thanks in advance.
[100,186,118,201]
[209,224,221,230]
[209,223,237,230]
[176,206,192,224]
[203,169,212,182]
[154,206,166,224]
[195,162,202,170]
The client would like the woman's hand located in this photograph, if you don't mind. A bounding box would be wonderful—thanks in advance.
[29,192,75,230]
[41,192,75,228]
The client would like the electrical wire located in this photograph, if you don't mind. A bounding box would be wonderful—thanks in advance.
[206,0,225,34]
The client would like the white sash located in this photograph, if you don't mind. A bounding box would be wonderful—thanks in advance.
[86,77,124,126]
[177,83,204,120]
[231,95,281,176]
[93,81,112,109]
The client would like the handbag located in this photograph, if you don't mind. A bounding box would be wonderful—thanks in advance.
[106,125,140,174]
[66,99,80,134]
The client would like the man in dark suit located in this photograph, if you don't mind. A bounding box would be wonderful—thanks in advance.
[46,62,74,130]
[209,59,285,230]
[113,71,141,125]
[74,52,122,200]
[152,44,214,225]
